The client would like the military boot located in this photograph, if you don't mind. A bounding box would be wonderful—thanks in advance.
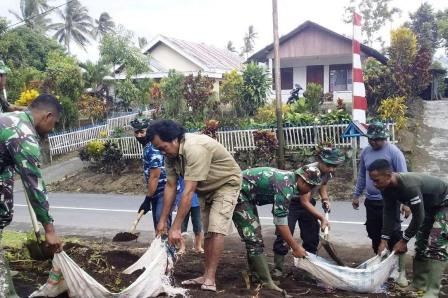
[271,254,285,278]
[249,254,284,292]
[422,259,447,298]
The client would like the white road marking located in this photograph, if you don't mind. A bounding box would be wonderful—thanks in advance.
[14,204,409,227]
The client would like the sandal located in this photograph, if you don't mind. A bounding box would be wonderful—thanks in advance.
[201,283,217,292]
[181,277,204,286]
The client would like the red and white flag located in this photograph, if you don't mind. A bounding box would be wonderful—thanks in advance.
[352,12,367,125]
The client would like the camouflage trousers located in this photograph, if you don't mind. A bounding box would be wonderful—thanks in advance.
[0,171,14,230]
[0,231,19,298]
[232,200,264,257]
[415,206,448,261]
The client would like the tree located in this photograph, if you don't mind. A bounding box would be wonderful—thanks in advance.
[220,69,244,106]
[92,12,115,40]
[160,70,186,118]
[226,41,237,53]
[50,0,93,53]
[79,60,109,90]
[241,25,257,58]
[388,27,417,98]
[183,71,215,116]
[437,9,448,53]
[138,37,148,49]
[44,50,84,100]
[239,62,271,116]
[363,57,395,113]
[408,3,439,52]
[0,25,64,71]
[344,0,401,46]
[9,0,52,32]
[0,18,8,35]
[411,46,432,96]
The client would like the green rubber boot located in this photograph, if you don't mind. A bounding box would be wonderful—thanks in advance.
[396,254,409,287]
[410,258,431,292]
[271,254,285,278]
[422,259,447,298]
[249,254,284,293]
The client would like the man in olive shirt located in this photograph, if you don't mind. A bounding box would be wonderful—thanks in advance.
[148,120,241,292]
[368,159,448,297]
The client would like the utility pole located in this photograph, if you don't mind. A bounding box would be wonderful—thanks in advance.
[272,0,285,169]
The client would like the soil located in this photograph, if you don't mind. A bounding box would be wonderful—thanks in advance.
[48,161,354,200]
[8,234,448,298]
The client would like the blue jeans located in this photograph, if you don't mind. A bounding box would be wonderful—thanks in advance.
[181,206,202,234]
[151,193,172,230]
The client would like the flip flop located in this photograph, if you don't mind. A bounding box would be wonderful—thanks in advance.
[181,278,204,286]
[201,284,217,292]
[193,248,204,253]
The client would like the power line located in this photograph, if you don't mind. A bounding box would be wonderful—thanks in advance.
[6,0,74,29]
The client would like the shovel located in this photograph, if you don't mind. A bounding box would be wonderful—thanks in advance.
[24,191,53,260]
[319,211,345,266]
[112,210,145,242]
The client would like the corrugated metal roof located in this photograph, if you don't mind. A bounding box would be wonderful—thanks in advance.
[160,35,243,71]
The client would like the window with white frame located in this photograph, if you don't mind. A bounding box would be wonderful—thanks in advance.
[329,64,352,92]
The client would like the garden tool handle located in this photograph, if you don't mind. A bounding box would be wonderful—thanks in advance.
[324,212,329,238]
[24,190,42,241]
[130,210,145,233]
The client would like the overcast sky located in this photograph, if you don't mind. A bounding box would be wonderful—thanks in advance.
[1,0,447,62]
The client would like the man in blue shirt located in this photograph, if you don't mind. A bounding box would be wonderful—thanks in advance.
[131,116,171,229]
[352,121,409,286]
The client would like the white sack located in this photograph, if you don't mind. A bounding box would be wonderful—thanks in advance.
[30,237,187,298]
[294,252,398,293]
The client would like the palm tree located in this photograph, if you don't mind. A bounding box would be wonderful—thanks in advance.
[9,0,52,31]
[138,37,148,49]
[226,41,237,53]
[92,12,115,40]
[241,25,258,58]
[80,60,109,90]
[50,0,93,53]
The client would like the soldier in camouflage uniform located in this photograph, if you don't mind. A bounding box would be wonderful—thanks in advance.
[0,94,63,297]
[272,147,345,277]
[233,166,321,292]
[369,159,448,298]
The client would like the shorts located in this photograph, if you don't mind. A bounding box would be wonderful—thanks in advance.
[199,183,241,235]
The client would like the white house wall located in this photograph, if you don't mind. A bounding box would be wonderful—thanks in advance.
[149,43,202,72]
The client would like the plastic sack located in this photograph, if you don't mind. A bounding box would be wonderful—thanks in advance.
[30,237,187,298]
[294,252,398,293]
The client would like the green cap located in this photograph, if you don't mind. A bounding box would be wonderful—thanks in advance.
[130,115,150,131]
[319,147,345,165]
[295,165,322,186]
[0,60,10,75]
[364,121,390,139]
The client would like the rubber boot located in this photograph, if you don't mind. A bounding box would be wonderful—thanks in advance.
[248,254,284,293]
[396,254,409,287]
[271,254,285,278]
[410,258,431,292]
[422,259,447,298]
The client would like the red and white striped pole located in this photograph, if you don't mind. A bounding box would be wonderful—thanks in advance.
[352,12,366,123]
[352,12,367,147]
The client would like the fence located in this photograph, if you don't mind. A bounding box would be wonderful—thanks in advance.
[85,123,396,160]
[48,110,153,158]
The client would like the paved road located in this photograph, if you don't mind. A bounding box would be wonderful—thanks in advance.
[7,191,411,247]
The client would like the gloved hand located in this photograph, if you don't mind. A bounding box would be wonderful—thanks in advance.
[138,196,152,214]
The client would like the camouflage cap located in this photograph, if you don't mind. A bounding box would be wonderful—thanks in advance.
[130,115,150,131]
[0,60,10,75]
[295,165,322,186]
[364,121,390,139]
[319,147,345,165]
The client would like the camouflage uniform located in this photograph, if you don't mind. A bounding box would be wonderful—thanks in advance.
[0,111,52,297]
[233,167,297,256]
[414,206,448,261]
